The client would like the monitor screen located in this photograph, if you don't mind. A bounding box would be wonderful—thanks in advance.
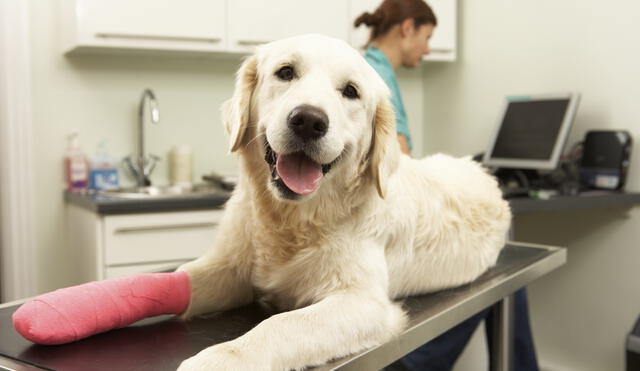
[483,93,580,170]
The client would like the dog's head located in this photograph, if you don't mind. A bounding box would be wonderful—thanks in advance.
[223,34,400,202]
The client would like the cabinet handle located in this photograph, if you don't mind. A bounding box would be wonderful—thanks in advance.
[236,39,270,46]
[115,222,218,234]
[95,33,222,44]
[429,47,453,52]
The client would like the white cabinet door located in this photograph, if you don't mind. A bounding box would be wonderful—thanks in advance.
[66,0,226,53]
[227,0,349,53]
[348,0,457,62]
[426,0,456,61]
[103,210,224,265]
[68,204,224,283]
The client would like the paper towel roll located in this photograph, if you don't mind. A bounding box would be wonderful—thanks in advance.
[170,145,193,186]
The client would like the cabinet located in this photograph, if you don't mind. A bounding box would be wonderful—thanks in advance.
[67,205,223,282]
[61,0,456,61]
[61,0,226,54]
[227,0,349,53]
[426,0,457,61]
[349,0,457,61]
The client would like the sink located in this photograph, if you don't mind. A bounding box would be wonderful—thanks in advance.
[97,183,228,200]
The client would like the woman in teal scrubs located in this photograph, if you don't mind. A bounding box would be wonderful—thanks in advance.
[355,1,540,371]
[354,0,435,155]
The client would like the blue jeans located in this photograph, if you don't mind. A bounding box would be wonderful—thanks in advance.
[386,289,538,371]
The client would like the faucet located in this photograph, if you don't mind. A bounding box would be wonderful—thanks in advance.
[125,89,160,187]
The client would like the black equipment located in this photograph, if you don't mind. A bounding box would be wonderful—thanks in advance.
[627,314,640,370]
[580,130,632,190]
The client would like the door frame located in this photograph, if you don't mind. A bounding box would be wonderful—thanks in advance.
[0,0,38,301]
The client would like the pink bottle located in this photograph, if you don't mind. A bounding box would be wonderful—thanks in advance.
[65,131,89,191]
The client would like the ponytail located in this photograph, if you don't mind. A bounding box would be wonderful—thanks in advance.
[354,0,437,46]
[354,11,382,28]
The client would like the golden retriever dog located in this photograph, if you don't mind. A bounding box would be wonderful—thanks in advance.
[176,34,511,371]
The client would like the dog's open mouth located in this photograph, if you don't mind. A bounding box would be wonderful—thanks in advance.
[265,142,334,196]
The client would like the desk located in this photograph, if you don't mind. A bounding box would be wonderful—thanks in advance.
[0,243,565,371]
[509,191,640,216]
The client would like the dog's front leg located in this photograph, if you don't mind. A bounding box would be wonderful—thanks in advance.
[178,242,407,371]
[177,290,407,370]
[177,200,255,318]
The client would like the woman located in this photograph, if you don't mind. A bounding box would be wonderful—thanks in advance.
[354,0,437,155]
[354,2,540,371]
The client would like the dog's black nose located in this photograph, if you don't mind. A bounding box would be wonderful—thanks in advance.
[287,105,329,141]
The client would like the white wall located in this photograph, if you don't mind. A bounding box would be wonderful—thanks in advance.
[25,0,640,368]
[424,1,640,370]
[25,1,426,294]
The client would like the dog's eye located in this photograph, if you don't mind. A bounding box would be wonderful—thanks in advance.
[275,66,295,81]
[342,83,359,100]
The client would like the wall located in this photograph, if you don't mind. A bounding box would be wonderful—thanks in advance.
[28,0,640,368]
[423,1,640,370]
[25,1,426,294]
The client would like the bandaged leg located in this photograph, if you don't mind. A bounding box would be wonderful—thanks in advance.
[12,272,190,345]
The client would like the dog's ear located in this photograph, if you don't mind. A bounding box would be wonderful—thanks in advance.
[370,98,400,199]
[222,55,258,152]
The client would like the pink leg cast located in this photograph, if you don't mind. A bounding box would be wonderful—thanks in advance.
[12,271,191,345]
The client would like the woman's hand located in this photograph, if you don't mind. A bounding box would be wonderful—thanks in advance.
[397,134,411,156]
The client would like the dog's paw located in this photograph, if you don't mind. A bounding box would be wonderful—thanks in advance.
[177,343,264,371]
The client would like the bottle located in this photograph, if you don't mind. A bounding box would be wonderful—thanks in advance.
[170,144,193,187]
[89,140,119,190]
[65,131,89,191]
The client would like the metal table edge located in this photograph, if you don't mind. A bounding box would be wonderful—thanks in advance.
[0,354,49,370]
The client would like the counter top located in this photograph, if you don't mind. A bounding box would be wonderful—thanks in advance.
[64,189,231,215]
[508,190,640,215]
[66,187,640,216]
[0,242,566,371]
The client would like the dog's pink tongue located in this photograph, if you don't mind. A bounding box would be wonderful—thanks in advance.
[276,152,323,195]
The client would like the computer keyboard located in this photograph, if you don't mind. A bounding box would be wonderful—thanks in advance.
[501,187,530,199]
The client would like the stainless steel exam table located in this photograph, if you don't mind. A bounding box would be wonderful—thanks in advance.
[0,242,565,371]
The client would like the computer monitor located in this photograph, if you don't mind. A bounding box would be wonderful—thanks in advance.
[483,92,581,170]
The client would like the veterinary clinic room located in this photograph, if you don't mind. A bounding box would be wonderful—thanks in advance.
[2,0,640,370]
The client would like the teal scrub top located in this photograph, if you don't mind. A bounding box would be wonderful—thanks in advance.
[364,46,412,151]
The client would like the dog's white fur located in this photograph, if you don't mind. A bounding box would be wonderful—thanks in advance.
[176,34,511,371]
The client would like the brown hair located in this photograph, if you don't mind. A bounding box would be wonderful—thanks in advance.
[354,0,437,45]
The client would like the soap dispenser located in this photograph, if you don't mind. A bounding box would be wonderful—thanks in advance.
[89,140,119,190]
[64,131,89,191]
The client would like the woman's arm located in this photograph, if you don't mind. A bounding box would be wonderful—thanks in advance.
[398,134,411,156]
